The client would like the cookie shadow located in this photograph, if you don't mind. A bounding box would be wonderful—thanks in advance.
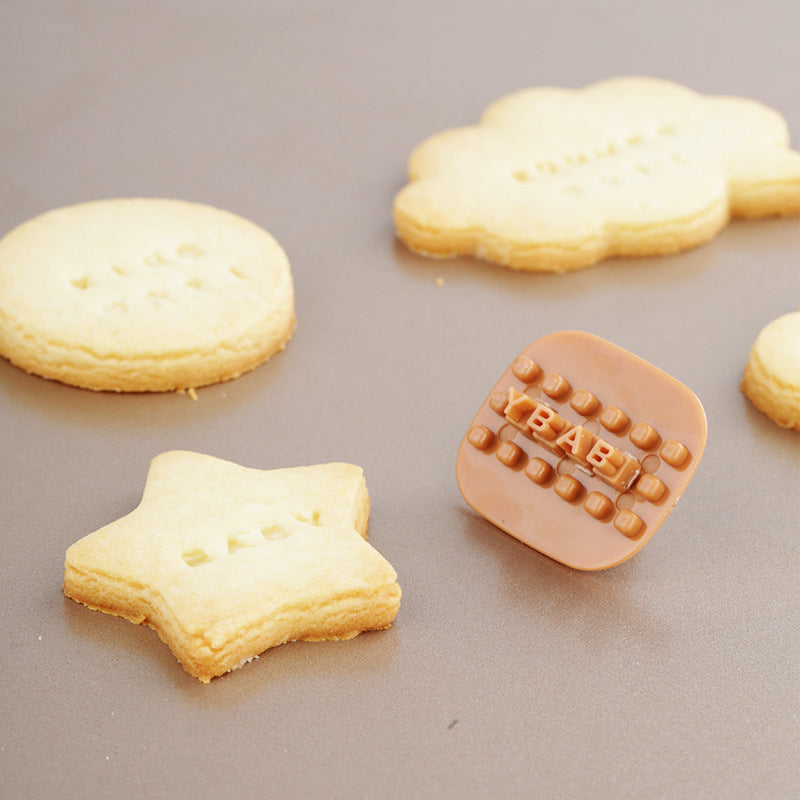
[0,345,292,431]
[740,393,800,461]
[63,592,400,703]
[62,593,183,681]
[390,233,717,300]
[182,626,401,704]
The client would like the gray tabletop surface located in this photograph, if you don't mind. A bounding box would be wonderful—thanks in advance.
[1,2,798,798]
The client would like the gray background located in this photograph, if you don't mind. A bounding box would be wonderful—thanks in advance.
[1,1,798,798]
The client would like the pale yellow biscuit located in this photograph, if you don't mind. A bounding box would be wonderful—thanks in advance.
[63,452,401,682]
[741,311,800,430]
[394,77,800,272]
[0,199,295,391]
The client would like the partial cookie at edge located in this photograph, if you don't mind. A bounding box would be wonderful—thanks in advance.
[741,311,800,430]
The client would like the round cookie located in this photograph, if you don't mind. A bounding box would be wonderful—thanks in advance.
[741,311,800,430]
[0,199,295,391]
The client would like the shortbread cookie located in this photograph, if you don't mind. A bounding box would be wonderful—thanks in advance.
[63,452,401,682]
[741,311,800,430]
[394,77,800,272]
[0,199,295,391]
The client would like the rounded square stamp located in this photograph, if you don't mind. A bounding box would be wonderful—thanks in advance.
[456,331,707,570]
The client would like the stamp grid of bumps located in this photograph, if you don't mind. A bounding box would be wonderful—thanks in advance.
[456,331,707,570]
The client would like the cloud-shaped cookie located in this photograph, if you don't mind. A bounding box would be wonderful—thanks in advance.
[393,77,800,272]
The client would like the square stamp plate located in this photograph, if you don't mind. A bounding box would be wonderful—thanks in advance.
[456,330,707,570]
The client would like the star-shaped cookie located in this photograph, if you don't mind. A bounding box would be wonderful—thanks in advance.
[393,77,800,271]
[63,452,401,682]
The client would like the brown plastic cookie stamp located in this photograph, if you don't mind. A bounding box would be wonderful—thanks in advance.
[456,331,707,570]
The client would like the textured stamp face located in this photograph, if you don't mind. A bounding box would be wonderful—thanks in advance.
[394,77,800,272]
[63,452,401,682]
[456,331,707,570]
[0,199,296,391]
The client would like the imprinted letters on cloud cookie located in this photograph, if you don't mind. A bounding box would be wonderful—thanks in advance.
[393,77,800,272]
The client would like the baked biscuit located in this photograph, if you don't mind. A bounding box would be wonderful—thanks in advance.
[741,311,800,430]
[394,77,800,272]
[63,452,401,682]
[0,199,295,391]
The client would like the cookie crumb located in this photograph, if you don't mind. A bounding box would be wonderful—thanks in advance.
[436,277,444,287]
[187,387,198,401]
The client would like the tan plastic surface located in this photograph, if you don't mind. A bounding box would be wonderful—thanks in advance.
[456,331,707,569]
